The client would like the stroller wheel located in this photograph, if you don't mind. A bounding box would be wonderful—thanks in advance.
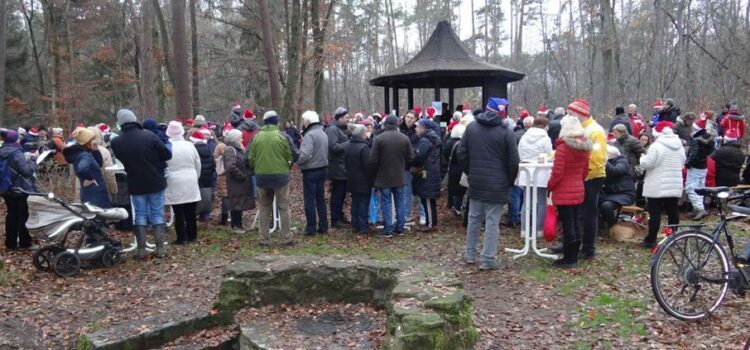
[32,247,64,272]
[52,251,80,278]
[101,248,121,267]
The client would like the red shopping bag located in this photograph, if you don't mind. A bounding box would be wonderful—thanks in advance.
[543,205,557,242]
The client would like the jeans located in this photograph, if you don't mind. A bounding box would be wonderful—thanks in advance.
[645,197,680,243]
[403,171,414,221]
[420,197,438,227]
[686,167,708,211]
[452,195,464,212]
[173,202,197,242]
[509,186,524,224]
[465,199,504,264]
[3,194,31,249]
[131,191,165,226]
[302,168,328,234]
[258,184,291,244]
[557,205,582,244]
[521,187,547,234]
[330,179,347,223]
[350,192,370,232]
[580,178,605,254]
[380,186,406,234]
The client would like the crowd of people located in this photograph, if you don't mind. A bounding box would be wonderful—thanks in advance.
[1,98,749,270]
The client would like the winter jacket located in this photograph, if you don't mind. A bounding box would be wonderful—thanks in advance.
[63,144,111,208]
[223,144,255,211]
[229,113,260,149]
[513,125,526,144]
[325,120,350,181]
[720,113,746,139]
[164,140,201,205]
[712,141,745,187]
[412,128,442,199]
[248,124,299,189]
[345,137,371,194]
[444,137,465,195]
[608,113,633,135]
[582,117,608,180]
[143,119,171,147]
[613,134,645,168]
[194,142,215,188]
[400,123,419,146]
[457,111,520,204]
[0,143,36,195]
[52,135,67,165]
[601,155,636,206]
[516,127,553,187]
[369,125,413,188]
[296,123,329,171]
[658,106,681,123]
[674,117,692,144]
[20,134,38,152]
[640,133,686,198]
[547,114,564,147]
[547,137,592,206]
[285,127,302,148]
[685,129,715,169]
[111,122,172,195]
[629,114,647,138]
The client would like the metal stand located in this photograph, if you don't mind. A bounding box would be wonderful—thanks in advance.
[505,163,558,260]
[251,197,281,233]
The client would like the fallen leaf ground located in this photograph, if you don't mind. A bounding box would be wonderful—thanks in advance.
[1,170,750,349]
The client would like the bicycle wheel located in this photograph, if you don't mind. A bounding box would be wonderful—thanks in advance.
[651,230,730,320]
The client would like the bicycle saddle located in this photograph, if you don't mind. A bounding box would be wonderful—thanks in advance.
[695,187,730,196]
[728,205,750,216]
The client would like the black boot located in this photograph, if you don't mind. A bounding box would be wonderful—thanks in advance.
[554,240,579,268]
[219,212,228,226]
[133,225,147,259]
[154,224,167,258]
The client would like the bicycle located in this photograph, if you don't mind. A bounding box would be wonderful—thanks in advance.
[650,186,750,320]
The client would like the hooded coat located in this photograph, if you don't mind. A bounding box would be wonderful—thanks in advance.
[516,127,553,187]
[164,140,202,205]
[63,144,111,208]
[712,141,745,187]
[640,133,686,198]
[601,155,636,206]
[720,113,746,138]
[547,137,592,205]
[325,119,350,181]
[412,124,442,199]
[110,122,172,195]
[685,129,715,169]
[457,111,520,204]
[194,142,215,188]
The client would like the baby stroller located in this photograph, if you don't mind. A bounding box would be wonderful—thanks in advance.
[21,189,128,277]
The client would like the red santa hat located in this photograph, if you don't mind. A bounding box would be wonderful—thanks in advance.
[185,118,194,127]
[189,130,206,143]
[243,109,255,119]
[519,109,530,119]
[462,106,472,113]
[652,121,675,137]
[426,107,437,119]
[413,107,422,117]
[607,132,617,143]
[724,128,740,143]
[653,99,664,109]
[28,128,39,136]
[692,116,708,132]
[98,123,111,134]
[537,106,549,116]
[77,123,85,128]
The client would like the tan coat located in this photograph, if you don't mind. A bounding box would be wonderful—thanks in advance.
[214,142,228,198]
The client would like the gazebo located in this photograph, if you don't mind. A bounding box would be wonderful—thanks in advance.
[369,21,524,116]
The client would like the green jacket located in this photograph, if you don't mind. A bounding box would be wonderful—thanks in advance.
[248,125,293,176]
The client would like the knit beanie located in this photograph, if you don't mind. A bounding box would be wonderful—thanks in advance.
[194,115,207,127]
[334,107,348,119]
[348,123,366,138]
[263,110,279,125]
[383,115,398,127]
[225,129,243,144]
[72,127,96,145]
[166,121,185,138]
[486,98,509,117]
[567,99,590,118]
[116,109,138,126]
[2,130,19,143]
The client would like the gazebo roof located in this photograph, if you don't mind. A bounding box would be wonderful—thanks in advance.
[369,21,525,89]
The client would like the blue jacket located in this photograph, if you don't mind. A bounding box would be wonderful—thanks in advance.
[0,143,36,195]
[63,144,111,208]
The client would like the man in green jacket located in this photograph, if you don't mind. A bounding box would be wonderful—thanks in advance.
[248,110,300,246]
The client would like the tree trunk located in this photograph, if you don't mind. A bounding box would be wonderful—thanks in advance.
[600,0,619,113]
[257,0,282,112]
[189,0,200,116]
[20,3,47,114]
[296,0,309,116]
[311,0,323,111]
[140,0,157,117]
[172,0,191,119]
[154,0,175,87]
[0,0,7,124]
[282,0,301,119]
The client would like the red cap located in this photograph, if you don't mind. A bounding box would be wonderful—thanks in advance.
[519,109,530,119]
[426,107,437,118]
[243,109,255,119]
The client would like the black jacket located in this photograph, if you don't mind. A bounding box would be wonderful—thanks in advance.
[0,143,36,195]
[658,106,681,123]
[369,125,413,188]
[111,122,172,195]
[194,143,216,188]
[685,129,714,169]
[412,129,442,199]
[444,137,465,195]
[547,114,564,148]
[457,111,520,204]
[712,142,745,187]
[345,137,371,194]
[608,113,633,135]
[325,120,349,181]
[601,155,636,206]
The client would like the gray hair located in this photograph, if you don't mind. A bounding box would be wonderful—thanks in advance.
[554,107,566,116]
[613,124,628,134]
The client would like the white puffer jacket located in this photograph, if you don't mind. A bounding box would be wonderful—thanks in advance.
[515,127,553,187]
[165,139,202,205]
[640,133,686,198]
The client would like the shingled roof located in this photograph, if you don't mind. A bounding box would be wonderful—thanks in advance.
[369,21,524,89]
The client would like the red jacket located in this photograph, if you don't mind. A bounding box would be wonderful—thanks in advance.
[241,129,259,149]
[547,137,592,206]
[629,114,646,137]
[720,114,745,138]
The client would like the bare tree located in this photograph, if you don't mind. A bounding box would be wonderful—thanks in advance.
[282,0,302,119]
[0,0,7,124]
[140,0,157,117]
[189,0,200,115]
[256,0,282,111]
[172,0,191,119]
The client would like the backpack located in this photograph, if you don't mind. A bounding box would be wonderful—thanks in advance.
[0,150,20,194]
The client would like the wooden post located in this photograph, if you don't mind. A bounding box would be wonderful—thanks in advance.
[433,84,440,102]
[393,88,400,116]
[408,88,414,110]
[448,88,455,114]
[384,86,390,113]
